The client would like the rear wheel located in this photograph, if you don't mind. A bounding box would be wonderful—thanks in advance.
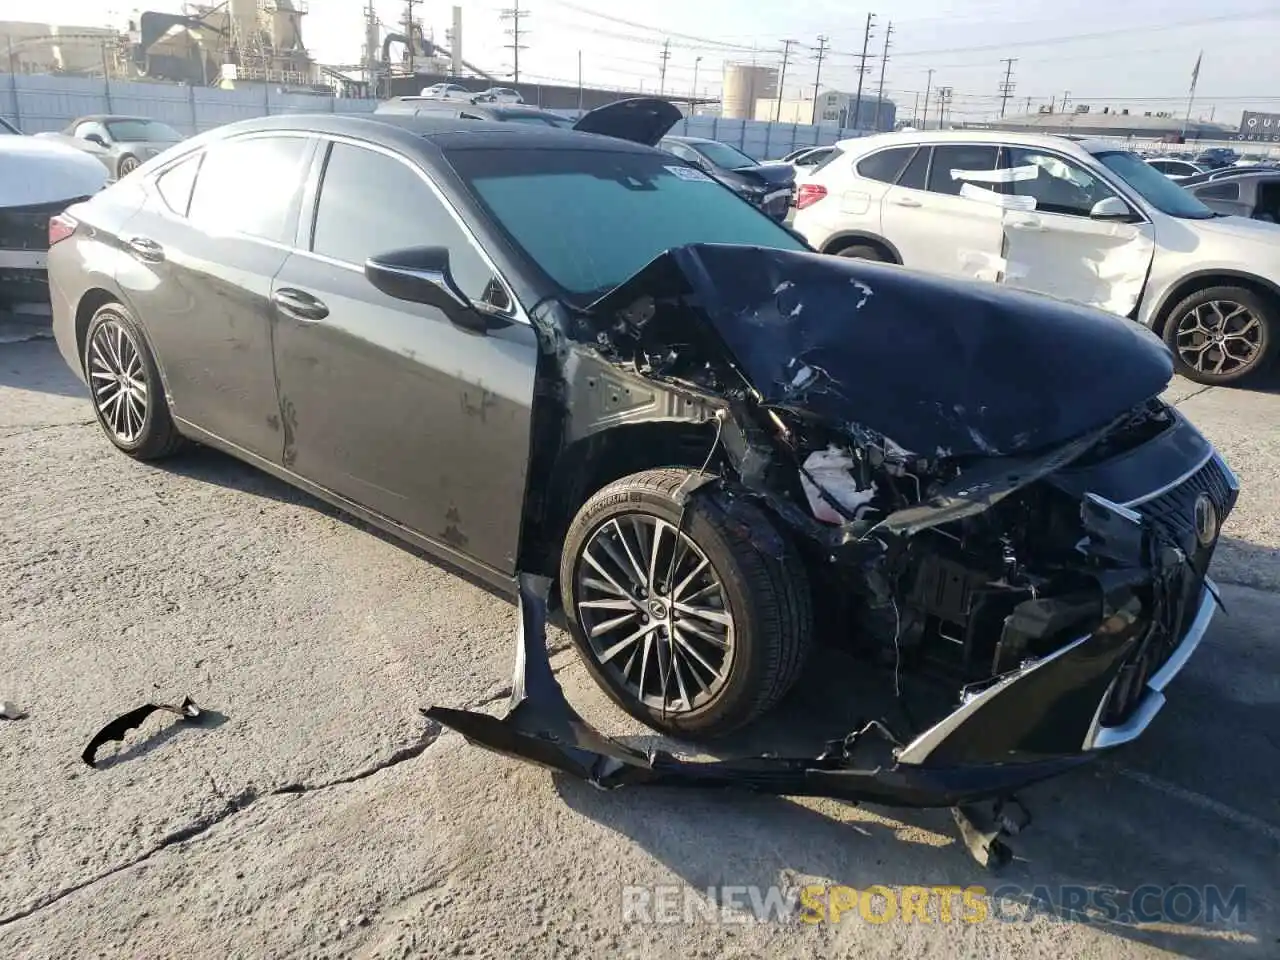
[560,468,813,739]
[1163,285,1278,385]
[829,241,888,262]
[83,303,184,460]
[116,154,140,178]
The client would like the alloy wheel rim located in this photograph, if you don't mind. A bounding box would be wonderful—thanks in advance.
[88,318,148,444]
[1175,300,1263,376]
[575,514,735,714]
[118,156,139,175]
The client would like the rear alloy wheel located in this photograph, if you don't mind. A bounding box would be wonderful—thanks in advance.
[831,242,887,262]
[116,154,140,178]
[560,468,813,739]
[1163,286,1277,385]
[84,304,184,460]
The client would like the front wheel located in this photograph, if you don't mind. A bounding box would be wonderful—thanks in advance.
[560,468,814,739]
[116,154,140,178]
[1163,286,1278,386]
[830,241,887,262]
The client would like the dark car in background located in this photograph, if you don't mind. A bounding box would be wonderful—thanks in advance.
[1193,147,1239,170]
[659,135,795,220]
[44,112,1237,828]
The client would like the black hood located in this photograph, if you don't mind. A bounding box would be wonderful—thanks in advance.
[572,97,682,146]
[734,163,796,187]
[589,244,1174,459]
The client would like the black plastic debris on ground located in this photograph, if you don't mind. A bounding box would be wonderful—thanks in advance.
[81,696,202,767]
[423,574,1072,868]
[1,700,28,721]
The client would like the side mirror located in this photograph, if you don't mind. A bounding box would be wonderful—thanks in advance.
[83,133,107,146]
[364,246,502,333]
[1090,196,1133,220]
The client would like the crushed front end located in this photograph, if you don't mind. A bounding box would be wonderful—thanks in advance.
[426,244,1240,866]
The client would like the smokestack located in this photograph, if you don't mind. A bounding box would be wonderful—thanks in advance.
[451,6,462,76]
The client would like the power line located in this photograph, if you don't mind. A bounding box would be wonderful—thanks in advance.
[852,12,876,130]
[998,57,1017,118]
[499,1,529,82]
[546,0,770,53]
[810,35,829,125]
[873,21,894,131]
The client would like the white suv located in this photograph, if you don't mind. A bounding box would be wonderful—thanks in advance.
[792,130,1280,385]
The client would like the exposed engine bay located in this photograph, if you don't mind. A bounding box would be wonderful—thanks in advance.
[429,244,1240,868]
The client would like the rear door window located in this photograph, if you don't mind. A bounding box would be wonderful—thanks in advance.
[154,153,201,216]
[897,147,930,190]
[187,135,310,243]
[927,145,999,196]
[856,146,916,184]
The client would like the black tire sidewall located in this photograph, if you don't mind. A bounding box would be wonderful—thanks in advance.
[834,243,885,261]
[560,479,773,737]
[83,304,167,456]
[1163,286,1276,385]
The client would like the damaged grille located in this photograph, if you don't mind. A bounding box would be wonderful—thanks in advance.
[0,199,73,253]
[1099,454,1234,728]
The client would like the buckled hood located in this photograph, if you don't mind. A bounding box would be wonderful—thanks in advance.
[589,243,1175,458]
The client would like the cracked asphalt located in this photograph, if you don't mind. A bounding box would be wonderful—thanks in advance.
[2,337,1279,959]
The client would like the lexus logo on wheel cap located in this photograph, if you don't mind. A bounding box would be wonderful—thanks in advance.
[1193,493,1219,547]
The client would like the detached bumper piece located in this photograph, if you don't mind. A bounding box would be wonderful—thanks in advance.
[423,574,1091,869]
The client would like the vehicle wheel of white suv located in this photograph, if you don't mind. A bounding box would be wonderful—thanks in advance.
[1163,286,1277,386]
[829,241,888,262]
[559,468,814,739]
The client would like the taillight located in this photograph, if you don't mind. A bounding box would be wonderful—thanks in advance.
[795,183,828,210]
[48,212,78,247]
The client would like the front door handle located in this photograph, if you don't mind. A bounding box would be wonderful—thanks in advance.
[1007,217,1047,232]
[272,287,329,322]
[890,196,922,207]
[126,235,164,262]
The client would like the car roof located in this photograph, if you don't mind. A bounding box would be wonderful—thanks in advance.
[68,114,153,124]
[193,112,653,155]
[832,128,1118,157]
[662,135,724,146]
[378,99,561,120]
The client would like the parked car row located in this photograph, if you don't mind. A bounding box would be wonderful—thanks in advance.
[791,129,1280,385]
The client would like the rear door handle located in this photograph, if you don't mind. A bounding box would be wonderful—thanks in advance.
[890,196,922,207]
[126,235,164,262]
[272,287,329,322]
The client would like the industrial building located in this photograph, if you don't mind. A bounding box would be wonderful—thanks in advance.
[973,105,1236,141]
[757,88,896,131]
[0,21,119,75]
[721,62,778,120]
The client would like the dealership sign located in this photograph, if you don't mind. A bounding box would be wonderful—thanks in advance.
[1237,111,1280,142]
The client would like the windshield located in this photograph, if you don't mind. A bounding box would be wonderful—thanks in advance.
[689,140,757,170]
[1094,150,1216,219]
[105,119,182,142]
[449,147,807,301]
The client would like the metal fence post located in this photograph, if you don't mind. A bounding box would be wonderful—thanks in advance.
[188,84,197,134]
[264,81,270,115]
[104,75,113,113]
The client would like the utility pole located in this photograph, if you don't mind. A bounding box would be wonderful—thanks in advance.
[775,38,796,122]
[658,39,671,95]
[500,1,529,82]
[810,35,829,125]
[1181,51,1202,139]
[872,21,893,131]
[405,0,415,78]
[998,57,1017,118]
[921,68,934,130]
[852,12,876,130]
[911,91,919,126]
[936,86,952,128]
[1061,89,1071,113]
[1024,95,1032,114]
[577,50,583,110]
[692,55,702,108]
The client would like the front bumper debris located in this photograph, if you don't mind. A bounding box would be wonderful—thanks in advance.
[422,574,1167,868]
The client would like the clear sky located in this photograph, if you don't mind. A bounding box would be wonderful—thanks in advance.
[28,0,1280,124]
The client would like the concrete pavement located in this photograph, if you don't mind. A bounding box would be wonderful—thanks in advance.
[1,338,1277,958]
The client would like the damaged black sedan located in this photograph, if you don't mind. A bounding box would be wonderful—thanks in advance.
[49,114,1237,843]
